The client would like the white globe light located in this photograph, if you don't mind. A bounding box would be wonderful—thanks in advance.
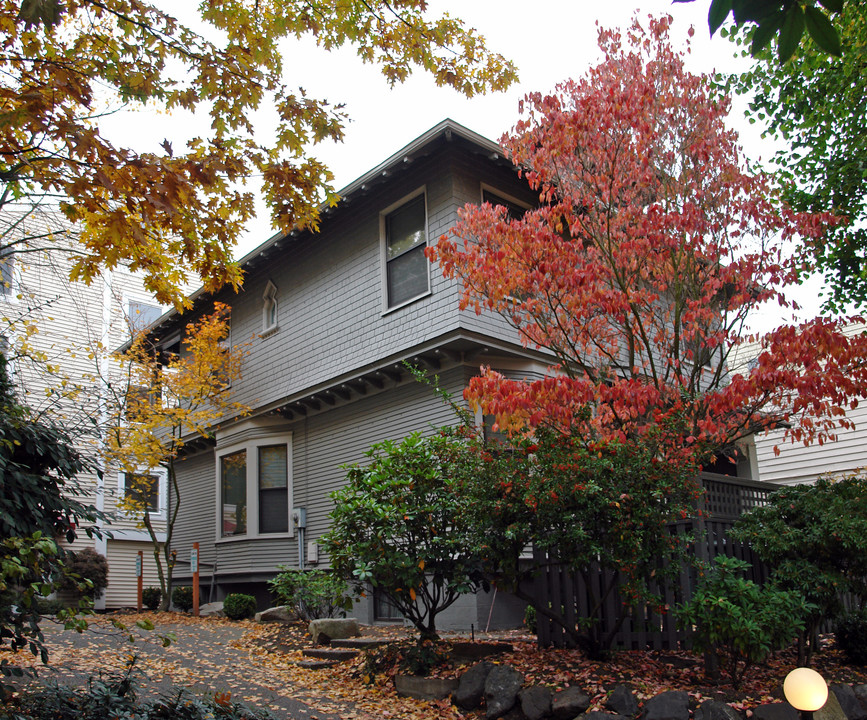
[784,668,828,712]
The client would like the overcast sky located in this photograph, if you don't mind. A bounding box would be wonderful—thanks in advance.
[102,1,827,330]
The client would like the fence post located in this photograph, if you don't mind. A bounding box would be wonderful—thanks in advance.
[192,542,200,617]
[136,551,143,612]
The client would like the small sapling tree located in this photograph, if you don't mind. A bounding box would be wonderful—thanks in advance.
[105,303,248,611]
[323,426,497,641]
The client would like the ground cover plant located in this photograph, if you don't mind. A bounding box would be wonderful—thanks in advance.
[268,568,354,621]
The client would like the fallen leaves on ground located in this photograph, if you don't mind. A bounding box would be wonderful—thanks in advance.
[5,612,867,720]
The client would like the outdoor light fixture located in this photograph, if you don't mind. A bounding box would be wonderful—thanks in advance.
[783,667,828,720]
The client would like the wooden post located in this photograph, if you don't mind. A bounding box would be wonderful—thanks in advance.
[191,543,200,617]
[136,551,143,612]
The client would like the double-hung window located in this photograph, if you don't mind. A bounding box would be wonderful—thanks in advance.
[127,299,161,335]
[383,191,429,309]
[0,254,14,298]
[217,433,292,539]
[119,467,166,519]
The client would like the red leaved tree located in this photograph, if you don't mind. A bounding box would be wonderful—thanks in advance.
[430,16,867,651]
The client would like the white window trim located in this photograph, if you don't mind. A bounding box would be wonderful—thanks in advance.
[117,466,168,522]
[215,432,294,543]
[380,186,431,315]
[261,280,279,336]
[124,294,162,338]
[0,254,19,304]
[480,183,531,213]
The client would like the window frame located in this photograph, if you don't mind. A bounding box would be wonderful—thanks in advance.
[480,184,531,219]
[261,280,279,336]
[125,295,162,337]
[380,187,431,313]
[118,466,168,521]
[215,432,293,542]
[0,254,17,302]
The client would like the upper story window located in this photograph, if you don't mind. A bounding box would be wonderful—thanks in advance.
[482,187,529,220]
[127,299,161,335]
[262,281,278,335]
[119,467,166,519]
[383,191,429,309]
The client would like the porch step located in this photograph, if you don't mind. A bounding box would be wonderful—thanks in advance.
[330,638,391,650]
[295,659,340,669]
[301,648,359,661]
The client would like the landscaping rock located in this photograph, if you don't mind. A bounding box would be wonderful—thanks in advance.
[643,690,689,720]
[307,617,360,645]
[752,703,799,720]
[198,602,224,617]
[589,713,632,720]
[450,641,514,661]
[832,684,867,720]
[607,685,639,717]
[485,665,525,719]
[394,674,459,701]
[552,686,591,720]
[519,685,553,720]
[853,686,867,711]
[817,688,849,720]
[454,662,494,710]
[695,700,743,720]
[255,605,294,623]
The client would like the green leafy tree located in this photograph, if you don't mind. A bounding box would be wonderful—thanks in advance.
[0,0,517,307]
[726,2,867,310]
[677,556,809,688]
[730,473,867,665]
[323,427,494,641]
[0,352,104,675]
[463,426,702,657]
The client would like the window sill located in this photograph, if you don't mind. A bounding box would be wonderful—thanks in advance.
[381,289,431,317]
[259,325,279,339]
[215,531,295,544]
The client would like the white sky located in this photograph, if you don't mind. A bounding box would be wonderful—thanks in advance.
[101,0,830,331]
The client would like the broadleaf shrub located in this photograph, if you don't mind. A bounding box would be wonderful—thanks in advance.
[172,586,194,613]
[223,593,256,620]
[142,587,161,611]
[677,556,809,688]
[58,548,109,598]
[836,610,867,665]
[268,568,353,621]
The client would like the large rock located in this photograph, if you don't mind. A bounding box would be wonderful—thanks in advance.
[853,686,867,710]
[454,661,494,710]
[816,689,849,720]
[695,700,742,720]
[485,665,525,719]
[589,713,632,720]
[552,686,591,720]
[643,691,689,720]
[394,674,459,700]
[255,605,294,623]
[198,601,224,617]
[833,685,867,720]
[607,685,639,717]
[519,685,553,720]
[308,617,360,645]
[752,703,799,720]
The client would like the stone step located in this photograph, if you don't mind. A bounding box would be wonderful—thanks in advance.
[330,637,392,650]
[301,648,359,661]
[294,659,339,670]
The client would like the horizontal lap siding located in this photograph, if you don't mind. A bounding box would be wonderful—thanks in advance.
[105,539,164,608]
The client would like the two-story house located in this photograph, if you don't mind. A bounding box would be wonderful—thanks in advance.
[1,210,168,609]
[147,119,560,629]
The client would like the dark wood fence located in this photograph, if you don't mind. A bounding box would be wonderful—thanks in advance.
[532,472,779,650]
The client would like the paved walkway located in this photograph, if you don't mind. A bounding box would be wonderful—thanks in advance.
[21,619,350,720]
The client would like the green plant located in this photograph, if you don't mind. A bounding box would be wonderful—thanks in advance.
[360,638,450,680]
[524,604,537,634]
[59,548,109,598]
[34,598,65,616]
[836,609,867,665]
[142,587,161,611]
[268,568,353,621]
[172,586,194,613]
[677,556,809,689]
[223,593,256,620]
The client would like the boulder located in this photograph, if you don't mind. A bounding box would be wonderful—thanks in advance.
[198,602,224,617]
[394,674,459,700]
[454,662,494,710]
[853,686,867,710]
[485,664,525,719]
[752,703,799,720]
[695,700,742,720]
[589,713,632,720]
[643,691,689,720]
[832,685,867,720]
[816,689,849,720]
[607,685,639,717]
[255,605,294,623]
[308,617,360,645]
[552,686,591,720]
[519,685,553,720]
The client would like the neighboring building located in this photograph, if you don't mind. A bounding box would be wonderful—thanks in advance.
[732,323,867,486]
[146,119,556,629]
[0,211,167,608]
